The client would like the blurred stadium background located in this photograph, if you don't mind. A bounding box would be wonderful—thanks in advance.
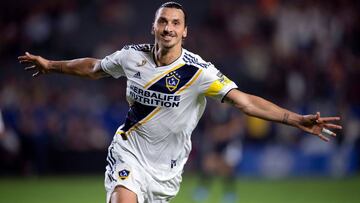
[0,0,359,202]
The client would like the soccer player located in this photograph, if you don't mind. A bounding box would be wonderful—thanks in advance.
[18,2,342,203]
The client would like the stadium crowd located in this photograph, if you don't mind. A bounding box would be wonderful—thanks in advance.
[0,0,359,176]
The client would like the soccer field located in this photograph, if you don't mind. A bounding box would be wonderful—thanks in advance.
[0,175,359,203]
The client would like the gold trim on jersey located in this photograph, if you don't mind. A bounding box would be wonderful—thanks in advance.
[144,63,185,89]
[124,107,161,137]
[176,69,203,94]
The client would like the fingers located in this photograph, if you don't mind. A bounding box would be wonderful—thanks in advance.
[19,59,32,64]
[18,52,42,77]
[303,114,318,123]
[18,55,28,60]
[305,112,341,142]
[321,128,336,137]
[315,127,334,142]
[318,116,341,122]
[25,52,36,59]
[314,128,339,142]
[324,123,342,130]
[317,134,330,142]
[24,65,36,71]
[18,52,37,61]
[32,71,41,77]
[18,56,32,63]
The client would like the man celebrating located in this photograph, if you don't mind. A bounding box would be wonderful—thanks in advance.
[18,2,341,203]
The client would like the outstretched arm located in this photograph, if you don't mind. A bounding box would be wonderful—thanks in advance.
[18,52,109,79]
[224,89,342,142]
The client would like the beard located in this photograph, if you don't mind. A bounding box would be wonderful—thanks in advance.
[162,41,176,49]
[159,34,180,49]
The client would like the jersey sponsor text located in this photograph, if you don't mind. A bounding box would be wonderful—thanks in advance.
[129,84,180,108]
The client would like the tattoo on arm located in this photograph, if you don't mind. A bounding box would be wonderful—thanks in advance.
[282,112,289,124]
[49,61,63,73]
[58,63,63,73]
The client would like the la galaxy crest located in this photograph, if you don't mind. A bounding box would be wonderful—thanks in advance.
[166,71,180,92]
[118,169,130,180]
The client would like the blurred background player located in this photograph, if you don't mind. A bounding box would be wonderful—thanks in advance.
[0,108,20,174]
[193,102,243,203]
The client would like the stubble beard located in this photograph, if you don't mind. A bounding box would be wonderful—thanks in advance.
[156,37,178,51]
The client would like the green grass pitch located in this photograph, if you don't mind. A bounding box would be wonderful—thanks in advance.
[0,174,359,203]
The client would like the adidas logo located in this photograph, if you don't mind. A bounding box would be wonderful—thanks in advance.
[133,71,141,79]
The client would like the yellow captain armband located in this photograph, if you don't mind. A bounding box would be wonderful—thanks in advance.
[205,75,233,97]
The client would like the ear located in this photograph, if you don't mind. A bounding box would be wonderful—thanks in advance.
[151,24,155,35]
[182,26,188,38]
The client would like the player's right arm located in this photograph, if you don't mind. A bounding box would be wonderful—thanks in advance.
[18,52,109,79]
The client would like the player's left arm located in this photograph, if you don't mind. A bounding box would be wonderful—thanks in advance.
[223,89,342,142]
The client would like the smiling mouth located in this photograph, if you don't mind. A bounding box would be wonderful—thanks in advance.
[161,34,175,41]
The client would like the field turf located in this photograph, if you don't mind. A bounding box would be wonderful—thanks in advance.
[0,174,359,203]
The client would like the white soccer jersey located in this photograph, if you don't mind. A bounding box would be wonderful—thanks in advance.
[101,44,237,181]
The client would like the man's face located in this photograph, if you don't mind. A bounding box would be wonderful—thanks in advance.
[153,7,187,50]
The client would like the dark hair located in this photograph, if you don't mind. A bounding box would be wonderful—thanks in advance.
[155,2,187,26]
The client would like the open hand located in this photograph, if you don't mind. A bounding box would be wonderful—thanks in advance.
[298,112,342,142]
[18,52,51,77]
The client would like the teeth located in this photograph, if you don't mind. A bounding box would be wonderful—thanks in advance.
[163,35,172,40]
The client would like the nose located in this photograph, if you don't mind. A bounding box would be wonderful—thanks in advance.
[164,24,173,32]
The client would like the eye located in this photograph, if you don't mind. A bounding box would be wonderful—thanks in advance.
[157,18,167,25]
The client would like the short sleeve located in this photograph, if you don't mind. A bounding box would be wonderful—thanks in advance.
[199,64,238,101]
[100,49,126,79]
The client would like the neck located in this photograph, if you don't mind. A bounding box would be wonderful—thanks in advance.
[154,44,182,66]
